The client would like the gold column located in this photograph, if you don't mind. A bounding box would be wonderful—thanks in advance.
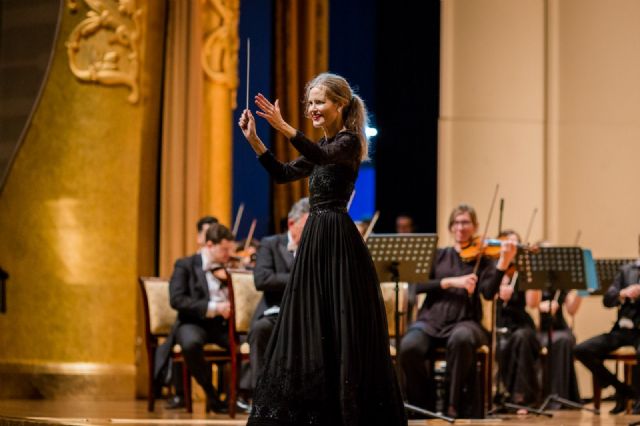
[0,0,165,398]
[201,0,239,227]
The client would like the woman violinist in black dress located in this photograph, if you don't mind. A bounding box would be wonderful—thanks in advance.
[238,73,406,425]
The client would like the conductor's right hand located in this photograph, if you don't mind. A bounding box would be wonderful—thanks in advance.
[239,109,257,142]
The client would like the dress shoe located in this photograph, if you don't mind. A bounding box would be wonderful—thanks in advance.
[610,388,636,415]
[165,395,185,410]
[206,395,229,414]
[236,397,252,414]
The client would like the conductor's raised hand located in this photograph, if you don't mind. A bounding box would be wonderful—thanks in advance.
[254,93,296,138]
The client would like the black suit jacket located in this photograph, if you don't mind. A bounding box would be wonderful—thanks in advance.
[251,233,294,325]
[169,253,215,324]
[154,253,227,384]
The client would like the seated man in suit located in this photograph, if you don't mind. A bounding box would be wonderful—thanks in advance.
[574,259,640,414]
[248,197,310,391]
[168,222,235,413]
[163,215,218,410]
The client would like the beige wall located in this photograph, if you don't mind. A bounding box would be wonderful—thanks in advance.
[441,0,640,398]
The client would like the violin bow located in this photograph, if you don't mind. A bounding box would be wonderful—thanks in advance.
[232,203,245,237]
[473,184,500,275]
[363,211,380,242]
[498,198,504,235]
[244,218,257,251]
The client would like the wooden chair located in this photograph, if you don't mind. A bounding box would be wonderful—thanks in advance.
[380,282,409,358]
[592,346,636,413]
[228,269,263,360]
[139,275,239,416]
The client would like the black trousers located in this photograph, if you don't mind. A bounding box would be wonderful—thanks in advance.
[538,329,580,402]
[497,327,540,404]
[247,314,278,390]
[574,329,640,394]
[399,321,487,415]
[175,318,229,397]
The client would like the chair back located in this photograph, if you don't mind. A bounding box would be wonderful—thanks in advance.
[139,277,176,337]
[229,270,262,334]
[380,282,408,338]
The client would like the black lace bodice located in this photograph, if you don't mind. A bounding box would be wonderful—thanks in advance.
[258,130,361,213]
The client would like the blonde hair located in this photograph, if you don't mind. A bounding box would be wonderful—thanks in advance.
[303,73,369,160]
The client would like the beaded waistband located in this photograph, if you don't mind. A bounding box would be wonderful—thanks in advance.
[310,205,348,215]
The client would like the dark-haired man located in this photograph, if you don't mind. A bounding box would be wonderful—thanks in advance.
[166,223,235,413]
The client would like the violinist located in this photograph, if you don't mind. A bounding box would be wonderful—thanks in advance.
[164,223,236,414]
[160,215,219,410]
[495,230,541,408]
[532,259,582,408]
[398,204,517,418]
[574,258,640,414]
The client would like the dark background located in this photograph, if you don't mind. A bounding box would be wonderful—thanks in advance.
[232,0,440,238]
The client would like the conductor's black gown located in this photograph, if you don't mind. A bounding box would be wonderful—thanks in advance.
[247,130,407,426]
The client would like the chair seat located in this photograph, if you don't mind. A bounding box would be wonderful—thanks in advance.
[172,343,227,353]
[608,346,636,358]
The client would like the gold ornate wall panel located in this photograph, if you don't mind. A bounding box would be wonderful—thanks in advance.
[66,0,143,104]
[0,0,165,398]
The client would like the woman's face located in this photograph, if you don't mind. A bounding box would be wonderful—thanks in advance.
[307,86,342,130]
[450,212,477,245]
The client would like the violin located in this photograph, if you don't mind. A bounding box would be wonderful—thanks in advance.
[459,236,536,263]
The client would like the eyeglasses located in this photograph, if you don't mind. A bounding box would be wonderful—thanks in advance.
[451,220,474,228]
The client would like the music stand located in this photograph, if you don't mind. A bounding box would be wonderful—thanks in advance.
[0,267,7,314]
[367,233,453,422]
[516,247,599,415]
[592,258,636,295]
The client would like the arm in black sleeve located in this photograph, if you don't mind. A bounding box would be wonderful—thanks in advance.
[604,269,625,308]
[169,259,208,319]
[258,150,314,183]
[479,258,506,299]
[415,279,443,295]
[289,131,360,165]
[253,238,290,292]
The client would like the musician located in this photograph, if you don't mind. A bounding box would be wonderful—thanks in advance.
[395,214,415,233]
[398,204,517,418]
[533,285,582,407]
[495,230,541,407]
[248,197,310,390]
[160,215,219,410]
[574,259,640,414]
[167,223,235,413]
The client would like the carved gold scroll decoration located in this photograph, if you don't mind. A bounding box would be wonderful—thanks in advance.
[66,0,143,104]
[201,0,240,108]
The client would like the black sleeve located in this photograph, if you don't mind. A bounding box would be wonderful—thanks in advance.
[169,258,208,319]
[604,269,625,308]
[479,258,506,299]
[253,238,290,292]
[289,131,361,165]
[258,150,314,183]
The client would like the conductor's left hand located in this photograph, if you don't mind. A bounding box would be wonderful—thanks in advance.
[254,93,287,131]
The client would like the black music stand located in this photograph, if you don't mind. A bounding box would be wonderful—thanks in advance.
[0,268,7,314]
[592,258,637,295]
[516,247,599,415]
[367,234,453,422]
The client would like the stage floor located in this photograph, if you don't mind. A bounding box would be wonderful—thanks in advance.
[0,399,637,425]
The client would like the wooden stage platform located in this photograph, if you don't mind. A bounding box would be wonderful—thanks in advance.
[0,400,637,425]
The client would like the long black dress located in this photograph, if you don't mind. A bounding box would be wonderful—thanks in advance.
[247,130,407,426]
